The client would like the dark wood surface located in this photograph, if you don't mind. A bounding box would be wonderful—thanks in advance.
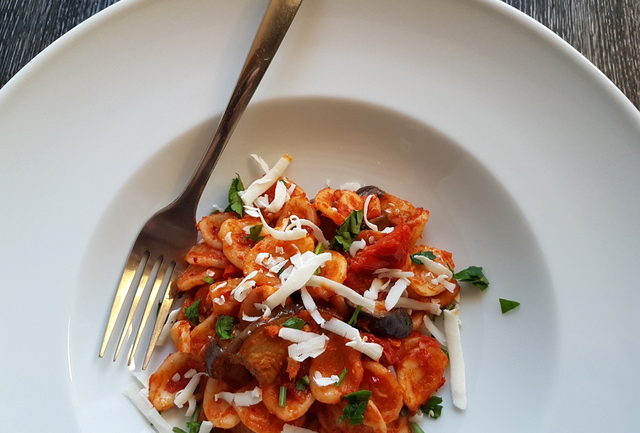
[1,0,639,108]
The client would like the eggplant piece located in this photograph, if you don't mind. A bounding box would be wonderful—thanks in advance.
[368,310,413,339]
[207,305,304,385]
[357,185,385,197]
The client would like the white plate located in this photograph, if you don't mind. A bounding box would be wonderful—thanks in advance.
[1,0,639,432]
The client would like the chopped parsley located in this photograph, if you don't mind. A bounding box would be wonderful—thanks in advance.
[173,404,201,433]
[225,175,245,217]
[215,315,235,339]
[499,298,520,314]
[420,396,443,419]
[347,306,362,326]
[313,242,325,275]
[410,250,436,264]
[295,375,310,391]
[184,300,200,325]
[282,317,306,329]
[336,368,348,386]
[246,224,264,242]
[409,423,426,433]
[332,210,364,251]
[453,266,489,290]
[202,276,215,284]
[279,386,287,407]
[340,390,372,425]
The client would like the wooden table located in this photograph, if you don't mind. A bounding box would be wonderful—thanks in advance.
[1,0,639,108]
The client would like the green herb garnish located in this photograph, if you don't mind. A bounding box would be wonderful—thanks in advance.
[314,243,325,255]
[295,375,310,390]
[202,276,215,284]
[184,300,200,325]
[279,386,287,407]
[225,175,245,217]
[332,210,364,251]
[340,390,372,425]
[336,368,348,386]
[410,251,436,264]
[499,298,520,314]
[409,423,426,433]
[282,317,306,329]
[453,266,489,290]
[441,347,449,358]
[173,405,202,433]
[347,306,362,326]
[215,315,235,339]
[246,224,264,242]
[420,396,443,419]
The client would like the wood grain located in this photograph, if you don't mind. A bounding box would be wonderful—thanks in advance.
[1,0,639,108]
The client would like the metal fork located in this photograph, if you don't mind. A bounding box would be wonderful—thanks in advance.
[98,0,304,369]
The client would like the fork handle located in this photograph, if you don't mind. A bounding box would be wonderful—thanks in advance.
[177,0,303,213]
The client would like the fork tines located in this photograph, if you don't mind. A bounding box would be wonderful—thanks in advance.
[99,250,177,369]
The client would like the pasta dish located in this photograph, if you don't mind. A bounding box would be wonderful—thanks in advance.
[127,154,489,433]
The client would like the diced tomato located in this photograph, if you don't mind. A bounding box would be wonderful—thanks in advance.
[361,332,401,365]
[349,224,412,274]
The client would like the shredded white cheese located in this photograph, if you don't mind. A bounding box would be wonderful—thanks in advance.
[198,421,214,433]
[282,424,319,433]
[431,274,457,292]
[215,386,262,407]
[264,253,332,309]
[240,155,292,206]
[171,373,181,383]
[287,215,330,247]
[384,278,410,311]
[413,255,453,278]
[363,278,390,300]
[157,308,181,346]
[349,239,367,257]
[224,231,233,245]
[423,314,447,345]
[321,318,383,361]
[300,287,326,325]
[287,335,329,361]
[185,396,197,417]
[242,313,262,322]
[307,276,376,313]
[278,328,320,343]
[255,252,271,266]
[231,270,258,302]
[268,258,289,274]
[345,338,383,361]
[275,246,284,254]
[264,180,289,213]
[380,226,394,234]
[375,268,414,279]
[212,295,226,305]
[174,373,206,408]
[254,302,272,318]
[443,308,466,410]
[313,371,340,386]
[250,153,270,174]
[183,369,197,379]
[250,207,308,241]
[395,297,441,315]
[124,384,173,433]
[363,195,379,231]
